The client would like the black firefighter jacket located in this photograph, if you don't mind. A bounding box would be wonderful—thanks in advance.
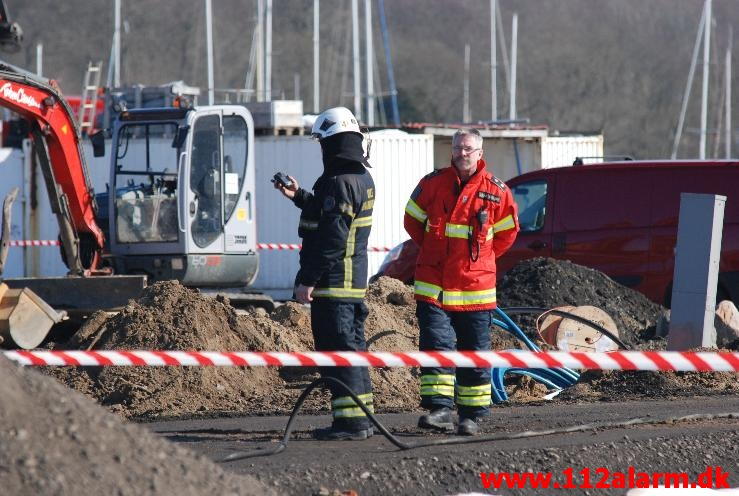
[293,159,375,303]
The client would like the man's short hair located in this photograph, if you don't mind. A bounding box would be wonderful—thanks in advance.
[452,128,483,148]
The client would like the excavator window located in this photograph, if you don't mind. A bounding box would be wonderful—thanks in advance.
[223,114,248,223]
[189,115,222,248]
[113,122,180,244]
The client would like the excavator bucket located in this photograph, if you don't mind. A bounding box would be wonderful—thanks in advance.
[0,283,66,349]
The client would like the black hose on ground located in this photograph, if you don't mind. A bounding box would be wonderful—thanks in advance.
[219,377,737,462]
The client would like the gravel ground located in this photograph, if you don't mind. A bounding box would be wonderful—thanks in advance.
[147,396,739,496]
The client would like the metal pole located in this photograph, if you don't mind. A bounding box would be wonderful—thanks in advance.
[35,43,42,77]
[205,0,214,105]
[351,0,362,120]
[490,0,497,121]
[496,0,510,99]
[377,0,399,126]
[313,0,320,113]
[463,44,470,123]
[114,0,121,87]
[509,13,517,121]
[699,0,711,159]
[671,4,707,159]
[265,0,272,101]
[727,27,733,159]
[365,0,375,126]
[256,0,264,102]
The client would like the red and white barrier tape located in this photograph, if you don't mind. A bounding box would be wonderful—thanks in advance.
[7,240,391,252]
[8,240,60,247]
[4,350,739,371]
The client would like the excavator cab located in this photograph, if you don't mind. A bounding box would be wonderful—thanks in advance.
[106,106,258,287]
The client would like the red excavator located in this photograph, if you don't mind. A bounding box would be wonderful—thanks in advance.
[0,3,265,348]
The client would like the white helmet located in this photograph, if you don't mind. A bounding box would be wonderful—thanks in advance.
[311,107,361,140]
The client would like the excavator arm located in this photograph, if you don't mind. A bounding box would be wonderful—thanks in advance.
[0,64,105,273]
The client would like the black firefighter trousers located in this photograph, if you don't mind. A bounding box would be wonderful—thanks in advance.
[310,298,373,430]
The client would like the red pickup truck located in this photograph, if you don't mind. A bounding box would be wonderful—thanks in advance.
[374,160,739,307]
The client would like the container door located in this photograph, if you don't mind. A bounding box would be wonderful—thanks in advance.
[222,109,256,254]
[185,111,224,254]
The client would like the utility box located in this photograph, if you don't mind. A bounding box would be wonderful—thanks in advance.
[245,101,304,130]
[667,193,726,350]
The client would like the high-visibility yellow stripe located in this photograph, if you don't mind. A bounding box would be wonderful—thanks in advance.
[405,199,427,223]
[420,374,455,386]
[333,406,370,418]
[361,199,374,211]
[332,393,373,408]
[457,384,491,395]
[313,287,367,298]
[442,288,497,306]
[456,383,492,407]
[352,216,373,227]
[420,385,455,397]
[338,202,355,217]
[445,223,472,239]
[414,280,442,300]
[493,214,515,233]
[456,396,491,407]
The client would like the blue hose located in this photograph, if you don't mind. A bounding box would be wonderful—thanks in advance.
[491,307,580,403]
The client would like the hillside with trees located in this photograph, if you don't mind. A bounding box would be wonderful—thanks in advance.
[3,0,737,159]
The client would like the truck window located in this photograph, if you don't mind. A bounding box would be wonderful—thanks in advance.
[512,180,547,232]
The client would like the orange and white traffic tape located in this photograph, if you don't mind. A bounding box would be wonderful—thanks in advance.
[4,350,739,372]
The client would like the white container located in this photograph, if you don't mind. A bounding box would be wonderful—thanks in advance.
[252,131,434,299]
[245,101,304,130]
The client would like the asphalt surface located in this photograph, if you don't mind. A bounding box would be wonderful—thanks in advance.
[145,396,739,495]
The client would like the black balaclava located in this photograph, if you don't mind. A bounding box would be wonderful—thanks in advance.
[319,132,370,174]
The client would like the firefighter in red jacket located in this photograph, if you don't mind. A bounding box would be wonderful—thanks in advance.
[403,128,519,436]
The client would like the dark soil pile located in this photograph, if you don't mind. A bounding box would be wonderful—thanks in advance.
[559,369,739,401]
[47,279,423,418]
[0,355,274,495]
[498,257,666,349]
[47,281,292,419]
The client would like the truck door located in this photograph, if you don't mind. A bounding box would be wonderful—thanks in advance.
[186,111,224,254]
[497,178,553,273]
[221,109,256,256]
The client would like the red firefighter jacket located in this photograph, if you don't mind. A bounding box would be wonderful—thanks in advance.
[403,159,519,311]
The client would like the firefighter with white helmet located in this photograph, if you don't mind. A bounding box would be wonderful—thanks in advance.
[274,107,375,440]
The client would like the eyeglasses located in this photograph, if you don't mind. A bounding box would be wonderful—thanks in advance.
[452,145,481,153]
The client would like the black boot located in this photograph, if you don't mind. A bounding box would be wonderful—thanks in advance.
[418,407,454,431]
[457,417,480,436]
[312,425,373,441]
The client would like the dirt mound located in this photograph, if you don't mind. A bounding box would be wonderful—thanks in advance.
[0,355,273,495]
[47,281,293,419]
[560,369,739,401]
[48,279,423,418]
[498,257,666,349]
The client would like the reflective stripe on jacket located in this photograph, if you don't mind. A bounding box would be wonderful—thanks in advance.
[294,162,375,302]
[403,159,519,311]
